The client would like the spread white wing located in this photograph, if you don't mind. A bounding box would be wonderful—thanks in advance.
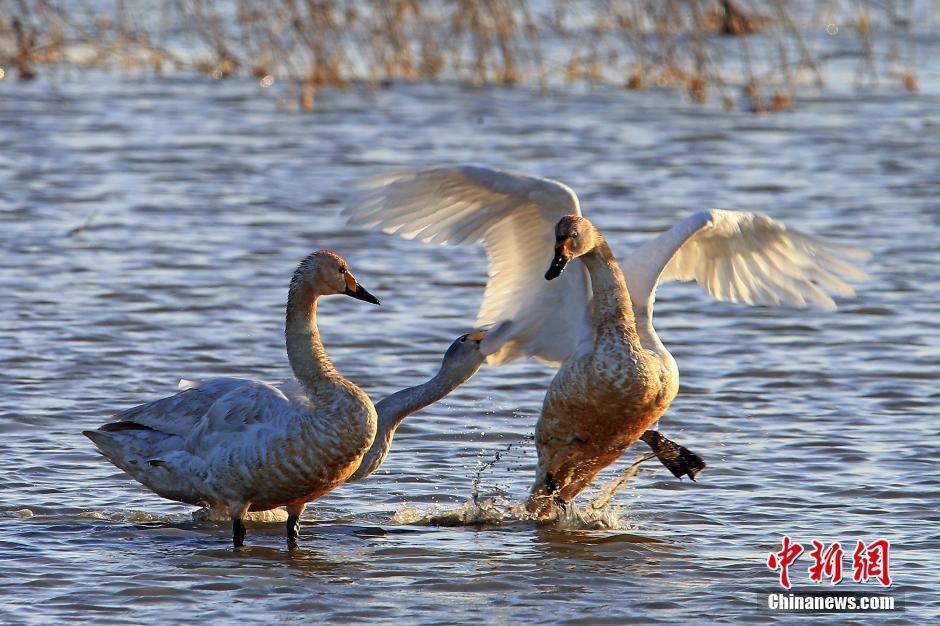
[345,166,593,366]
[622,209,871,316]
[347,166,870,366]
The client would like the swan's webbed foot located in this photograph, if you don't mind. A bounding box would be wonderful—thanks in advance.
[544,472,567,506]
[525,472,569,520]
[286,515,301,550]
[233,517,247,548]
[639,430,706,481]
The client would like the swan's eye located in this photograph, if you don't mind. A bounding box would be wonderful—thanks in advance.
[339,267,347,275]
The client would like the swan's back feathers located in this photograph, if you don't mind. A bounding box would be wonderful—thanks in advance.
[94,377,318,464]
[108,377,256,437]
[84,377,274,501]
[623,209,870,312]
[346,166,593,365]
[186,381,294,451]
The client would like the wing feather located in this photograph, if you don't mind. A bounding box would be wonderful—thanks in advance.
[109,377,256,437]
[345,166,592,365]
[350,168,870,365]
[623,209,869,315]
[184,381,294,454]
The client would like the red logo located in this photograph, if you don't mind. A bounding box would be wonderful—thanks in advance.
[766,535,804,589]
[808,540,844,584]
[851,539,892,587]
[767,537,892,588]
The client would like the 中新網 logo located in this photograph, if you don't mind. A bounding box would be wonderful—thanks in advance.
[767,536,892,589]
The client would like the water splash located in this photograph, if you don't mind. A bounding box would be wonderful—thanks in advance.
[77,510,182,522]
[589,452,659,510]
[392,497,509,526]
[469,438,529,506]
[69,507,288,523]
[192,507,289,523]
[391,496,635,530]
[392,447,661,531]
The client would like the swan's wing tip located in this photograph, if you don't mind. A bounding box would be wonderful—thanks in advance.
[644,210,873,314]
[845,245,874,262]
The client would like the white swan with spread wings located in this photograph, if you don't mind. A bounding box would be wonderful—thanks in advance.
[345,165,869,515]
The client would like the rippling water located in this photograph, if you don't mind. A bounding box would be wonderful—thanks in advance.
[1,72,938,624]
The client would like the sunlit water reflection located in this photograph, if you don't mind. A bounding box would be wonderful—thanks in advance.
[1,73,938,623]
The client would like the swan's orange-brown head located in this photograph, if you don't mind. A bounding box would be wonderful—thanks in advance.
[290,250,380,304]
[546,215,595,280]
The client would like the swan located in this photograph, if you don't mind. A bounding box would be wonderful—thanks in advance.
[344,166,870,516]
[87,330,488,526]
[84,250,383,549]
[348,330,487,481]
[342,330,700,484]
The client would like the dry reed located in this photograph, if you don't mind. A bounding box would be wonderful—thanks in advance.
[0,1,928,111]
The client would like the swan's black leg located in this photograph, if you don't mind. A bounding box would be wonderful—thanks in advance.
[545,472,568,507]
[544,472,561,505]
[639,430,706,481]
[233,517,247,548]
[286,515,301,550]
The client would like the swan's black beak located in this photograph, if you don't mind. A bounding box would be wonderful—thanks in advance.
[545,248,570,280]
[343,272,381,305]
[345,283,380,305]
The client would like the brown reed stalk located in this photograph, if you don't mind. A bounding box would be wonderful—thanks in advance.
[0,0,927,112]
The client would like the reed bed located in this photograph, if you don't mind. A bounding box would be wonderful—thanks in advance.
[0,1,929,111]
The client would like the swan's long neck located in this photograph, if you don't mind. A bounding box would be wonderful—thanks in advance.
[634,300,670,362]
[376,373,458,431]
[285,284,342,397]
[351,364,475,480]
[580,237,642,350]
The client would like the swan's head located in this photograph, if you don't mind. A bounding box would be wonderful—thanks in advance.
[291,250,380,304]
[439,330,487,382]
[546,215,596,280]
